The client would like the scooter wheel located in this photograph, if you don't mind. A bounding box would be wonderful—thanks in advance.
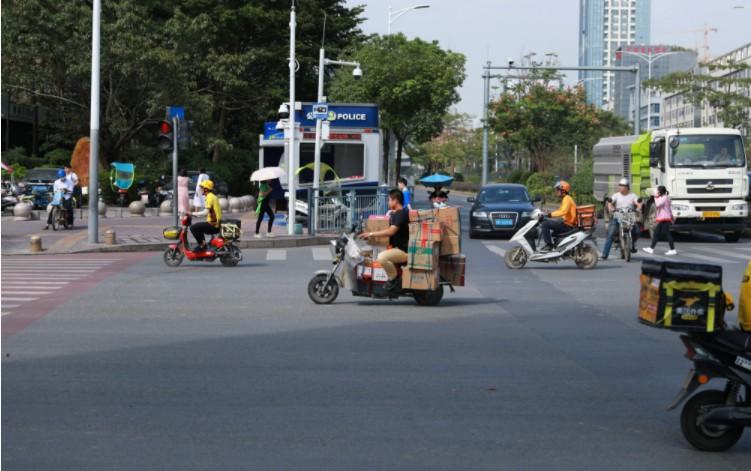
[163,248,184,267]
[680,390,744,452]
[575,245,598,269]
[504,246,528,269]
[220,246,241,267]
[308,274,339,304]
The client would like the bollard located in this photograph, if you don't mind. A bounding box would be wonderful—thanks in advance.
[104,229,117,245]
[29,235,43,253]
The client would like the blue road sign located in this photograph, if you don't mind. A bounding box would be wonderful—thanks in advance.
[311,103,329,120]
[167,106,185,121]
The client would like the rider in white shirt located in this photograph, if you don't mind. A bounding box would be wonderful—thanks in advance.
[601,178,641,260]
[43,169,74,230]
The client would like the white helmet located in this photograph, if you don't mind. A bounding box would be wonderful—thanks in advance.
[618,178,630,187]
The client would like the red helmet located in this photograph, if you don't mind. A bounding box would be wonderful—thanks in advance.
[554,181,571,194]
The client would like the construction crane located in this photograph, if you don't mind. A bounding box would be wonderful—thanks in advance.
[659,23,718,62]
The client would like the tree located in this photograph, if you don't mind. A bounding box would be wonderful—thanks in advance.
[646,61,751,131]
[490,73,630,173]
[328,34,466,183]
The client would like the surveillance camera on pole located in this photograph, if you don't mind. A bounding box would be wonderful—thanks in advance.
[508,58,515,67]
[278,103,290,119]
[352,65,363,80]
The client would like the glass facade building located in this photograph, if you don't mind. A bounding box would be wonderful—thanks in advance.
[579,0,651,108]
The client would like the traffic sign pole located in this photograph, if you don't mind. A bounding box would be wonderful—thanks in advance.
[172,117,179,228]
[311,47,327,236]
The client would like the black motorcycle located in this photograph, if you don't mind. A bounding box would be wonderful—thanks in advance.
[668,330,751,451]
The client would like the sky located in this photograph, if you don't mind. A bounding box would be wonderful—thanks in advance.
[345,0,751,122]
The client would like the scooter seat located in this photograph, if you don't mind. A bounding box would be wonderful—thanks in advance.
[554,228,580,239]
[715,329,751,353]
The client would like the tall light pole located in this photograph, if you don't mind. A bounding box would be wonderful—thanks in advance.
[619,50,682,130]
[311,49,362,235]
[88,0,101,244]
[387,3,430,34]
[481,61,490,186]
[287,2,297,236]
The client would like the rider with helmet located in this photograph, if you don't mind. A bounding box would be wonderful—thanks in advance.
[190,180,222,250]
[540,180,577,251]
[43,169,74,230]
[601,178,642,260]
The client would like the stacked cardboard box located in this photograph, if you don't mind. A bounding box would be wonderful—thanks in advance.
[366,215,390,247]
[403,220,441,290]
[402,267,440,291]
[439,254,466,286]
[408,207,461,256]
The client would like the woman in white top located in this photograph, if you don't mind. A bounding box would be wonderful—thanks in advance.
[193,168,209,210]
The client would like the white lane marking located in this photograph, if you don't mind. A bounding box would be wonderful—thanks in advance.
[1,261,114,264]
[677,252,739,264]
[2,311,18,316]
[2,305,20,309]
[2,291,54,296]
[1,297,40,302]
[0,258,119,262]
[1,281,70,285]
[312,247,331,261]
[692,248,751,261]
[266,249,287,261]
[484,245,507,257]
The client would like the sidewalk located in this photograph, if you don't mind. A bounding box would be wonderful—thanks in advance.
[1,208,332,255]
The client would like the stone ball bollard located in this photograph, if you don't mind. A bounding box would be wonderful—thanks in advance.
[159,199,173,215]
[29,235,43,253]
[13,201,33,221]
[219,197,229,211]
[104,229,117,245]
[128,200,146,217]
[98,200,107,217]
[229,197,242,213]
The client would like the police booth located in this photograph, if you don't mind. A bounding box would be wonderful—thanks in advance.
[259,103,383,207]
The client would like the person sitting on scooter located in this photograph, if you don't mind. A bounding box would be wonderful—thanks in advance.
[600,178,642,260]
[540,180,577,252]
[43,169,74,230]
[190,180,222,250]
[359,189,410,292]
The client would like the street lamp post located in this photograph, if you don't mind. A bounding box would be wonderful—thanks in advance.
[287,3,297,236]
[311,49,361,235]
[619,50,682,130]
[88,0,101,244]
[387,3,430,34]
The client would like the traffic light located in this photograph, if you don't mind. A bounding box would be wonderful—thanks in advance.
[157,120,174,152]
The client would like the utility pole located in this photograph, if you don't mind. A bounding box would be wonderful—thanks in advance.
[481,61,490,186]
[287,3,297,236]
[171,117,179,228]
[88,0,101,244]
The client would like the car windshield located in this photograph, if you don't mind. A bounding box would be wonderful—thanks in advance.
[478,187,530,204]
[669,135,747,168]
[25,169,59,182]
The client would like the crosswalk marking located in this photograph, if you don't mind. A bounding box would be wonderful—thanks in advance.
[312,247,331,261]
[692,248,751,261]
[2,291,54,295]
[2,297,40,302]
[666,252,739,264]
[266,249,287,261]
[482,243,507,257]
[1,281,70,285]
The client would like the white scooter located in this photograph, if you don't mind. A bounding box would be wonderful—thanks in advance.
[504,210,598,269]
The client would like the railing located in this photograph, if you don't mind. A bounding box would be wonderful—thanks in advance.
[306,185,389,234]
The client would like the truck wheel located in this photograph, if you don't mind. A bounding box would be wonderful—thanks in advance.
[724,232,741,243]
[680,390,744,452]
[414,286,444,306]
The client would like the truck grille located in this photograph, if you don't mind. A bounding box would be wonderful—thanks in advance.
[686,187,733,194]
[686,179,733,185]
[695,206,726,212]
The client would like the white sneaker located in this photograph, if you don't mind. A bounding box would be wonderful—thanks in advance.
[665,249,678,256]
[642,247,654,255]
[254,234,262,239]
[266,232,276,238]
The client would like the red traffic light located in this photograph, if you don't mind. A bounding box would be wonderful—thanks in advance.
[159,121,172,134]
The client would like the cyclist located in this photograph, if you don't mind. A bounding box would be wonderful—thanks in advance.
[601,178,641,260]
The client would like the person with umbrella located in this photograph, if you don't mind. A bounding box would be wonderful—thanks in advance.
[250,167,286,238]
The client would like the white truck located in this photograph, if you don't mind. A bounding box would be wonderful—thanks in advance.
[594,128,749,242]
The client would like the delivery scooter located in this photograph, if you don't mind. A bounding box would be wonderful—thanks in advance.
[162,214,243,267]
[307,228,456,306]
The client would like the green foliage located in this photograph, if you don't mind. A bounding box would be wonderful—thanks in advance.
[1,147,29,165]
[524,172,555,201]
[44,149,72,167]
[646,61,751,131]
[329,34,466,180]
[490,75,630,173]
[570,158,594,200]
[504,169,532,184]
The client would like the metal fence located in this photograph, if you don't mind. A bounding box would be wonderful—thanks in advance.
[306,185,389,234]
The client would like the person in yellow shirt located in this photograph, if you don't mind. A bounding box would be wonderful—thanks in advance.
[191,180,222,250]
[540,180,577,251]
[739,260,751,332]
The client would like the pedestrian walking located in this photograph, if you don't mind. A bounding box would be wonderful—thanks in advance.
[64,164,81,210]
[398,177,412,210]
[643,185,677,256]
[255,180,275,238]
[193,168,209,210]
[177,169,190,215]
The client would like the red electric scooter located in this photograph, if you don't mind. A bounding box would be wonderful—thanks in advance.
[163,214,243,267]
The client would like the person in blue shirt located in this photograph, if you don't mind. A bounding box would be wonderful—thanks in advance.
[398,177,411,210]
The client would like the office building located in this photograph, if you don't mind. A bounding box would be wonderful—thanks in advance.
[613,45,697,130]
[578,0,651,109]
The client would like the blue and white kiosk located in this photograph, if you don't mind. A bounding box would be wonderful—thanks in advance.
[259,103,383,198]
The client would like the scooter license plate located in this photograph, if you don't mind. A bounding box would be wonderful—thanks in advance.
[495,219,513,226]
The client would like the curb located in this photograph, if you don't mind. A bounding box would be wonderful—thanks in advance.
[2,235,337,256]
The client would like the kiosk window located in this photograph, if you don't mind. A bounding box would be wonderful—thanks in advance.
[299,143,365,183]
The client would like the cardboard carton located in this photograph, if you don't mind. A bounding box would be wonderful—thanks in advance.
[409,222,442,243]
[366,215,390,247]
[408,241,440,270]
[402,267,440,291]
[409,209,436,223]
[439,254,466,286]
[436,207,461,239]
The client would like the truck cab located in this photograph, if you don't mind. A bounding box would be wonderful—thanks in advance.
[648,128,748,241]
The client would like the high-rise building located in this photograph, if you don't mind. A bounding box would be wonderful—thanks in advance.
[579,0,651,109]
[613,45,697,130]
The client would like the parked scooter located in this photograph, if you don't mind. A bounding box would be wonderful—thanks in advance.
[504,210,598,269]
[667,331,750,451]
[162,214,243,267]
[307,228,452,306]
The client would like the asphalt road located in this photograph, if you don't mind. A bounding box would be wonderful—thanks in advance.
[3,192,750,470]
